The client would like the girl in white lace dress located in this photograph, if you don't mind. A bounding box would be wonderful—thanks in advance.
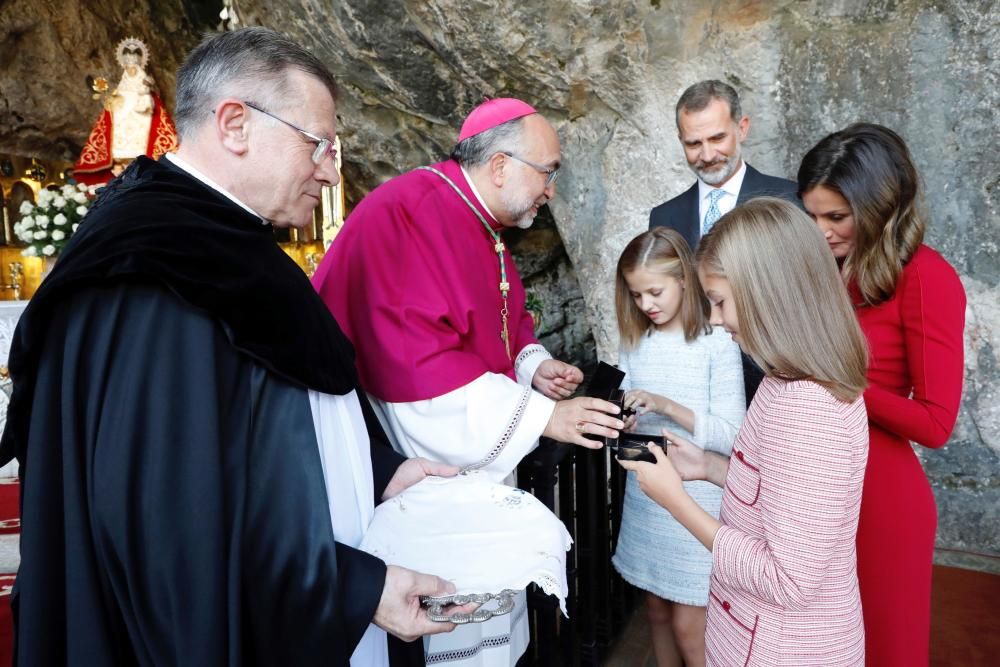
[611,228,745,667]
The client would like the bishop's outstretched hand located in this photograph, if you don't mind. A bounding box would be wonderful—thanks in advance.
[542,396,623,448]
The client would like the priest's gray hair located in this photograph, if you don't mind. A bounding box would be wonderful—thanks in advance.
[174,27,338,141]
[450,116,531,168]
[675,80,742,126]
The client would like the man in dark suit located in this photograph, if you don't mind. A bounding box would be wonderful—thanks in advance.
[650,80,797,403]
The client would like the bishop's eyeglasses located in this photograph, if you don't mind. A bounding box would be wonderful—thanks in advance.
[502,151,560,186]
[244,101,337,165]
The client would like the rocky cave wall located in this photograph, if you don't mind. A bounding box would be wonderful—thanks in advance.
[1,0,997,568]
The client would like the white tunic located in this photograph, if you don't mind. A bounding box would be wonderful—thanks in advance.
[370,345,553,482]
[369,344,555,667]
[309,390,388,667]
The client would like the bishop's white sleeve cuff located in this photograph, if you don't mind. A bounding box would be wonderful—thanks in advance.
[373,372,555,483]
[514,343,552,387]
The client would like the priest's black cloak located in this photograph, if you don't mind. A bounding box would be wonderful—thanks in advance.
[0,157,422,665]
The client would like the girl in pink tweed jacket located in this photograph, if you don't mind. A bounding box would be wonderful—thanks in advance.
[619,198,869,667]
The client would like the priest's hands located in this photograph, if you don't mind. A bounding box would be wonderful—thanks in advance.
[543,397,623,448]
[374,565,472,641]
[383,457,460,501]
[533,359,583,399]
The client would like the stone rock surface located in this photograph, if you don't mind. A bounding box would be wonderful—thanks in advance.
[507,208,597,371]
[1,0,997,567]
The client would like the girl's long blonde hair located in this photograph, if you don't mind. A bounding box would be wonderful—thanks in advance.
[797,123,926,306]
[696,197,868,402]
[615,227,709,350]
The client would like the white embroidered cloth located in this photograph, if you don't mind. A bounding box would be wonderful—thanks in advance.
[360,475,573,615]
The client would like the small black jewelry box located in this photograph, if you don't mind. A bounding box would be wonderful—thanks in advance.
[585,361,667,463]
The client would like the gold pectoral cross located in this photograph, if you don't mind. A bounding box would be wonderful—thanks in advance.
[500,298,511,360]
[501,317,511,360]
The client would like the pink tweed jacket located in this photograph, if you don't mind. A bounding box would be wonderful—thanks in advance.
[707,377,868,667]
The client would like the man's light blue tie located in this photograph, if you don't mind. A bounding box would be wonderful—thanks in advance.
[702,189,726,236]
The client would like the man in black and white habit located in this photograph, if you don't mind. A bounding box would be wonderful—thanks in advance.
[0,27,463,667]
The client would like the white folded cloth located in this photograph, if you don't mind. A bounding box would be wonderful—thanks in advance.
[360,475,572,614]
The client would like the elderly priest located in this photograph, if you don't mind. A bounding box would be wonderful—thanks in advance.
[0,27,464,667]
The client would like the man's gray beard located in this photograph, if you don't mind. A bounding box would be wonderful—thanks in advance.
[691,145,742,186]
[501,188,539,229]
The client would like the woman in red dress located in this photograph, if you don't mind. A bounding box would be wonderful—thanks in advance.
[798,123,966,666]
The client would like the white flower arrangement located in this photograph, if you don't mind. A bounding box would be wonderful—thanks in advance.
[13,183,98,257]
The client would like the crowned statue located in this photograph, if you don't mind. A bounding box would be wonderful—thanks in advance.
[73,37,179,185]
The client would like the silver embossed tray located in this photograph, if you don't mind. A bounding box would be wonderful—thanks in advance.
[420,589,519,624]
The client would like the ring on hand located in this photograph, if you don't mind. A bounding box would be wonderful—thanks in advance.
[575,421,586,432]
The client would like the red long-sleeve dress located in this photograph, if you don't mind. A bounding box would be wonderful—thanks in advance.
[852,244,966,666]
